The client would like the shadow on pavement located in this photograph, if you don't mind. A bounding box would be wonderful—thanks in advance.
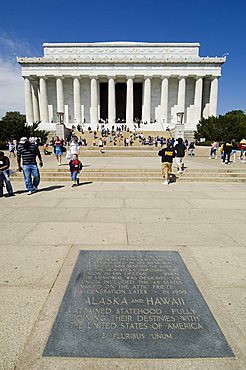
[14,185,65,195]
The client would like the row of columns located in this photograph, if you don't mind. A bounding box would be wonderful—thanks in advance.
[24,75,219,125]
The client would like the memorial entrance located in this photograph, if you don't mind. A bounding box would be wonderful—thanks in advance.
[100,82,142,122]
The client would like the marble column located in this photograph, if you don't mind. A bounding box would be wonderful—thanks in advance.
[209,77,218,117]
[177,77,186,114]
[126,77,134,125]
[193,77,203,124]
[142,77,151,123]
[73,77,81,124]
[39,77,49,123]
[31,83,40,122]
[90,77,98,124]
[108,77,116,125]
[56,77,64,113]
[160,77,169,125]
[24,77,34,124]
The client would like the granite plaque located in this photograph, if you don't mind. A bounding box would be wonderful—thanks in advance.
[43,251,234,358]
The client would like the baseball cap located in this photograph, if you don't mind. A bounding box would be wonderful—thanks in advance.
[19,137,28,144]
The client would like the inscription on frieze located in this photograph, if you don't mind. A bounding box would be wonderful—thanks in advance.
[43,251,234,358]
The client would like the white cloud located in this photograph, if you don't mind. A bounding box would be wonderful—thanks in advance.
[0,58,24,118]
[0,31,38,119]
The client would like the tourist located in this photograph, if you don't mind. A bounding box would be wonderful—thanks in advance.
[54,136,63,165]
[98,138,104,153]
[158,142,176,185]
[209,141,218,159]
[17,137,43,195]
[239,139,246,160]
[69,154,83,187]
[174,137,187,173]
[231,139,237,163]
[188,142,195,157]
[8,140,16,158]
[69,137,79,156]
[222,140,233,164]
[0,151,14,197]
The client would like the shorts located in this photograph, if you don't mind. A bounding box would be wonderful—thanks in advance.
[175,157,184,164]
[55,148,62,156]
[162,162,172,177]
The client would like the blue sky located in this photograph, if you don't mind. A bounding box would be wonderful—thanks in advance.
[0,0,245,118]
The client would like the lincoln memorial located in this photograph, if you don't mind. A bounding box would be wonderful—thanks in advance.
[17,42,226,134]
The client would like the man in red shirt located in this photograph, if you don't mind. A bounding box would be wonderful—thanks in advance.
[69,154,83,187]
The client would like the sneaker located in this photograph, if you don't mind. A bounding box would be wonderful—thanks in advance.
[164,180,169,186]
[72,184,76,188]
[27,190,33,195]
[33,186,38,192]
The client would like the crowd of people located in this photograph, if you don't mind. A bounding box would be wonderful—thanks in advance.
[1,134,246,196]
[209,139,246,164]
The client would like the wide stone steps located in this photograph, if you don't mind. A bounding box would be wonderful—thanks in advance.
[11,168,246,182]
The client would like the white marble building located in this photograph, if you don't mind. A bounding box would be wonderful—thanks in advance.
[17,42,226,133]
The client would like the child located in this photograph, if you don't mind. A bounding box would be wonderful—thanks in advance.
[0,151,14,197]
[69,154,83,187]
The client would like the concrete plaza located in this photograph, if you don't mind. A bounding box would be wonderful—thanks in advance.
[0,154,246,369]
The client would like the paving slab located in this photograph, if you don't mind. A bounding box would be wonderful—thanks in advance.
[187,246,246,288]
[3,207,89,223]
[125,198,191,209]
[0,222,37,245]
[57,198,124,208]
[215,224,246,246]
[126,222,237,247]
[186,198,246,210]
[21,222,127,246]
[0,244,71,288]
[0,287,49,370]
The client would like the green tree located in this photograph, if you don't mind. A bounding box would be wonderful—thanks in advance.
[195,110,246,143]
[0,111,49,148]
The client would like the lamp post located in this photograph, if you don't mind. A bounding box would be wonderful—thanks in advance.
[176,112,184,124]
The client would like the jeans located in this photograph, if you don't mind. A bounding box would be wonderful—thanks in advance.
[23,164,40,191]
[0,170,13,197]
[223,152,231,163]
[71,171,78,182]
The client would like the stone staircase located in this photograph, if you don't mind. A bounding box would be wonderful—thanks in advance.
[11,168,246,183]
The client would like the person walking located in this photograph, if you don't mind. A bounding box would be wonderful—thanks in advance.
[8,140,16,158]
[17,137,43,195]
[209,141,218,159]
[174,137,187,173]
[54,136,63,165]
[98,138,104,153]
[158,142,176,185]
[0,151,14,197]
[69,154,83,187]
[69,137,79,157]
[188,142,195,157]
[222,140,233,164]
[231,139,237,163]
